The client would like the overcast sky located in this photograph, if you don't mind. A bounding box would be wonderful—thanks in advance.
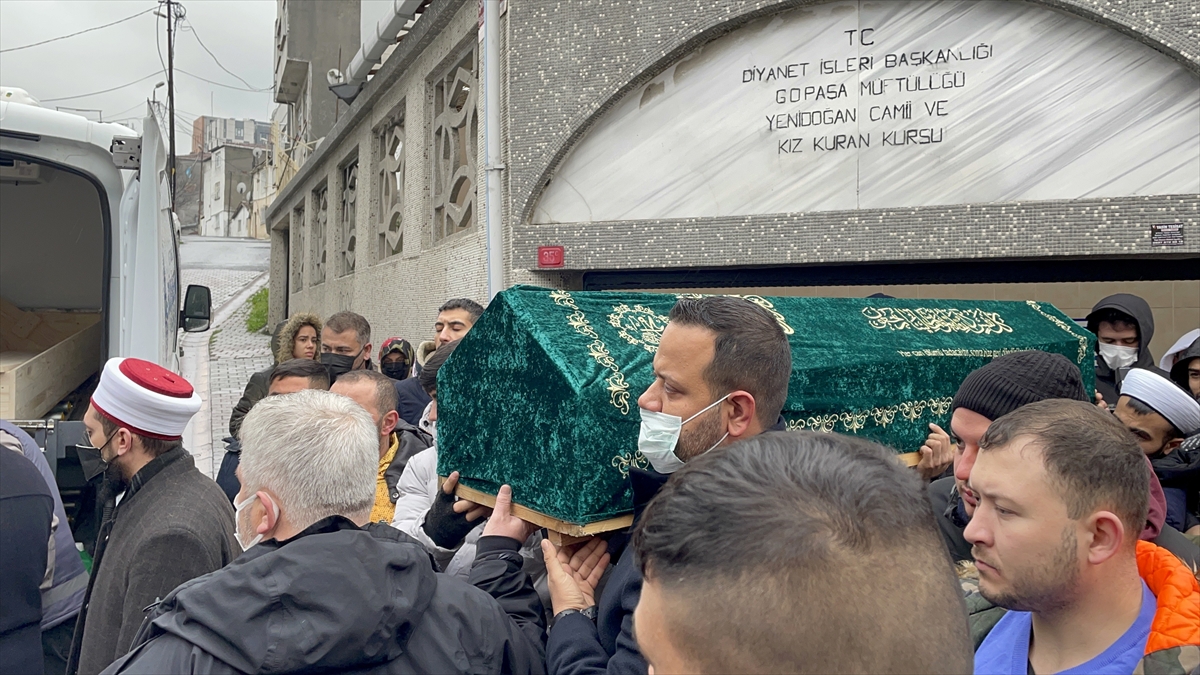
[0,0,276,150]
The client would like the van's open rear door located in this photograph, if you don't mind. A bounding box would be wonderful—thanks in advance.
[117,109,179,370]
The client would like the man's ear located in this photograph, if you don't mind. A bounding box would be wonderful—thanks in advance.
[383,410,399,436]
[1084,510,1125,566]
[1163,437,1183,455]
[257,490,281,538]
[725,391,758,439]
[113,427,136,457]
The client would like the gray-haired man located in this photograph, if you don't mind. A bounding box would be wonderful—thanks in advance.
[101,389,546,674]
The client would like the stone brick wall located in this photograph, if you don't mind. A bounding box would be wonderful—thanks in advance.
[267,0,1197,346]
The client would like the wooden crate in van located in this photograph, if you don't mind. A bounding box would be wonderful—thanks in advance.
[1,297,101,419]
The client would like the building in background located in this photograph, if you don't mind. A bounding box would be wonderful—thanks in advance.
[264,0,1198,362]
[271,0,360,192]
[191,116,271,153]
[200,144,260,238]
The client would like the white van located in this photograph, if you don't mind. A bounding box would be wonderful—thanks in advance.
[2,89,211,486]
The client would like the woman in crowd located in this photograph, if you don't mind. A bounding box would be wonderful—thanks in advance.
[228,313,322,438]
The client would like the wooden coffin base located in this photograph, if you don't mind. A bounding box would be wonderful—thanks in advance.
[442,478,634,546]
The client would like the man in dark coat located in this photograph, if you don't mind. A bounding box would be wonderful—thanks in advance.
[1086,293,1156,405]
[535,296,792,675]
[67,358,238,675]
[0,448,54,675]
[100,389,544,674]
[394,299,485,426]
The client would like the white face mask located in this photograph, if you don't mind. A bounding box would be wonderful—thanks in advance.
[1099,342,1138,370]
[234,492,279,551]
[637,395,730,474]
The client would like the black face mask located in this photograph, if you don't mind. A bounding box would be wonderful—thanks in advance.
[76,434,115,483]
[320,352,359,384]
[381,362,409,380]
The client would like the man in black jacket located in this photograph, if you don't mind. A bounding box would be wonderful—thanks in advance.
[100,389,544,675]
[0,449,54,675]
[1086,293,1156,405]
[67,358,238,675]
[537,296,792,675]
[394,299,484,426]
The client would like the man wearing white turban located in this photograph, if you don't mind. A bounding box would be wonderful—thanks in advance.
[1114,367,1200,535]
[66,358,239,675]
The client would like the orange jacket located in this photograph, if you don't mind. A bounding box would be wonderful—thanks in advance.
[1136,540,1199,654]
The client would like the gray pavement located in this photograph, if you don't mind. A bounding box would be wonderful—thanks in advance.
[177,237,273,480]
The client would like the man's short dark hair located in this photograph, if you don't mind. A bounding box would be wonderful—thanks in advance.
[333,369,399,415]
[980,399,1148,539]
[438,298,484,323]
[269,358,331,390]
[1087,308,1138,332]
[667,296,791,426]
[325,311,371,347]
[634,431,972,674]
[420,340,460,396]
[97,417,178,458]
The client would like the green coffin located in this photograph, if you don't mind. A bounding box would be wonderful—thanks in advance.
[437,285,1095,526]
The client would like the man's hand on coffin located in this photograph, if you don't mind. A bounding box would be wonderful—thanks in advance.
[541,537,610,614]
[481,484,540,543]
[423,471,491,549]
[916,423,955,481]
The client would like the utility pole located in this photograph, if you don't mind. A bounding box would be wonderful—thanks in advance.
[165,0,178,210]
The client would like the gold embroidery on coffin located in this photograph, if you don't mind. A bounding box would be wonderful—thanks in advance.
[674,294,795,335]
[861,307,1013,335]
[787,396,954,434]
[1025,301,1089,363]
[550,290,631,415]
[608,304,669,354]
[611,450,649,479]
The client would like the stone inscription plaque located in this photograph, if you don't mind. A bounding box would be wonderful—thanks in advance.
[534,0,1200,223]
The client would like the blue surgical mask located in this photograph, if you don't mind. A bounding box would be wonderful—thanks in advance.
[637,395,730,474]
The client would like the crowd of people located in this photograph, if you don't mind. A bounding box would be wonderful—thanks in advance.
[1,292,1198,675]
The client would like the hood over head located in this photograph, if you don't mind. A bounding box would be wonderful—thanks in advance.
[1170,336,1200,394]
[1160,329,1200,372]
[144,517,436,674]
[415,340,438,367]
[275,313,323,364]
[1087,294,1156,370]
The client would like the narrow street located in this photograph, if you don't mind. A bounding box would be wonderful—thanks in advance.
[177,236,271,480]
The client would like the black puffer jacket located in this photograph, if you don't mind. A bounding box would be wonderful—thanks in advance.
[99,517,545,675]
[1086,294,1156,403]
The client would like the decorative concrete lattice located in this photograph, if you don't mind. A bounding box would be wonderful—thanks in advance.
[289,204,304,289]
[378,120,405,260]
[312,185,328,285]
[431,46,477,242]
[340,161,358,276]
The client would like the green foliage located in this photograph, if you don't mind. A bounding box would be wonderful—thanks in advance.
[245,287,269,333]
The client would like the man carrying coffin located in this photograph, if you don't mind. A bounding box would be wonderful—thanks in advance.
[537,296,792,675]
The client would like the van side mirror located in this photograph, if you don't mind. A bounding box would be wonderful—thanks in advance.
[181,285,212,332]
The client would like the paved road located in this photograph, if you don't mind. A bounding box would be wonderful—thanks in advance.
[177,237,273,480]
[179,236,271,271]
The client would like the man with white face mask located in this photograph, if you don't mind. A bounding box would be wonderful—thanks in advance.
[1086,294,1156,406]
[541,295,792,675]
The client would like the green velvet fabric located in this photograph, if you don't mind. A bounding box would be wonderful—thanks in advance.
[437,285,1096,525]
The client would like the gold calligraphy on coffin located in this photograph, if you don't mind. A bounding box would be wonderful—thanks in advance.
[550,290,632,415]
[862,307,1013,335]
[611,450,649,478]
[608,304,670,353]
[786,396,954,435]
[1024,301,1089,363]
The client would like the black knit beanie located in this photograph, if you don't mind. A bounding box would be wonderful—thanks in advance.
[951,351,1088,421]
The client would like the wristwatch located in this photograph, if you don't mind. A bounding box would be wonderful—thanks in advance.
[551,606,598,628]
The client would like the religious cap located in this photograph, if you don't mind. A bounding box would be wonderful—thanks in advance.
[90,358,201,440]
[1120,368,1200,436]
